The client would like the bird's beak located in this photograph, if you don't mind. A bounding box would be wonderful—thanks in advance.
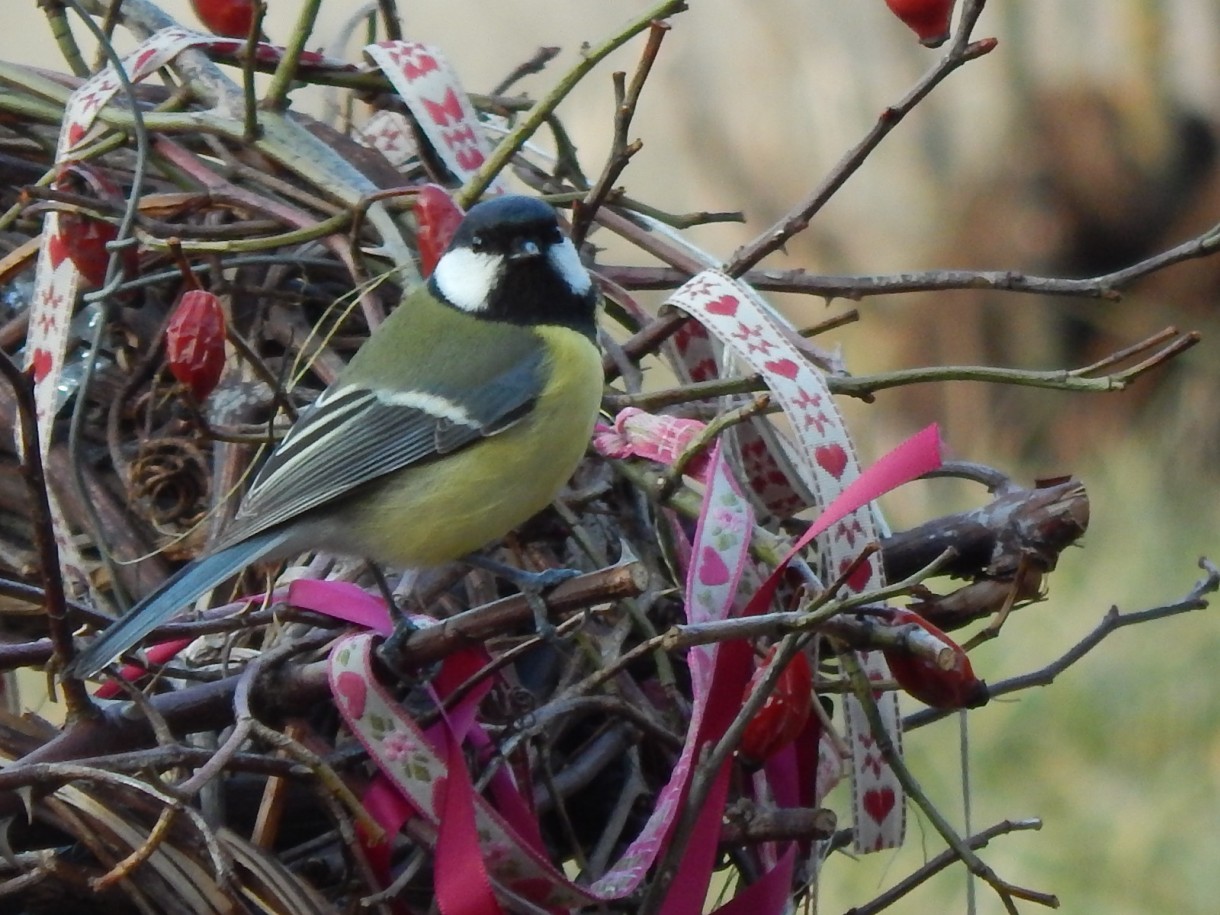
[507,239,542,262]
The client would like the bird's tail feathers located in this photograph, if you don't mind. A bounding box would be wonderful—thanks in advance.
[66,530,291,679]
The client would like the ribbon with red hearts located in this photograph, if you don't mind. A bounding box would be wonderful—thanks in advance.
[665,292,818,519]
[24,27,215,597]
[664,269,908,852]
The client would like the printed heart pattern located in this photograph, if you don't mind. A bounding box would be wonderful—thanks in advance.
[862,787,896,824]
[841,556,874,593]
[46,230,68,270]
[30,349,53,383]
[762,357,800,380]
[132,47,159,75]
[705,294,739,316]
[334,670,368,719]
[815,443,848,479]
[698,544,731,586]
[668,270,905,851]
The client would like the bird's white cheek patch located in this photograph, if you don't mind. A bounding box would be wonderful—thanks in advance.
[548,238,593,296]
[433,248,502,312]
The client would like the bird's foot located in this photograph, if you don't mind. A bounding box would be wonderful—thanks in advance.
[464,556,582,639]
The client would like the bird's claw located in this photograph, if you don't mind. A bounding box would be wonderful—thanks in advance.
[464,555,582,639]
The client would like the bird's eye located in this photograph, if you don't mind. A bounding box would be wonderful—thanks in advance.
[471,234,485,251]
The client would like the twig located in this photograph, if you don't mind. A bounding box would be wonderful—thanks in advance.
[589,8,997,368]
[597,224,1220,299]
[0,745,307,784]
[604,328,1197,412]
[490,45,561,96]
[502,695,683,762]
[655,394,770,498]
[174,638,305,797]
[906,558,1220,730]
[379,561,648,670]
[839,650,1059,913]
[0,351,93,716]
[42,1,89,77]
[375,0,403,42]
[241,2,268,142]
[599,217,1218,374]
[264,0,324,111]
[720,803,838,847]
[571,19,670,245]
[455,0,689,205]
[727,2,996,274]
[30,763,232,888]
[570,550,957,706]
[249,719,388,858]
[92,805,180,891]
[843,818,1046,915]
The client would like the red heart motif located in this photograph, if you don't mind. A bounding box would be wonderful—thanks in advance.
[30,348,53,383]
[132,47,158,75]
[842,558,872,592]
[862,787,896,824]
[705,295,739,316]
[815,443,848,479]
[763,358,800,380]
[335,671,368,718]
[66,123,86,148]
[698,545,731,586]
[46,231,68,270]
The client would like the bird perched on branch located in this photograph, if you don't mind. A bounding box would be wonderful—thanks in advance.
[68,195,603,678]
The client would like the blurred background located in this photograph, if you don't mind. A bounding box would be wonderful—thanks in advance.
[3,1,1218,912]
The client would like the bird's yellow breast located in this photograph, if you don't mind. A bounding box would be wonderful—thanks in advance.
[336,325,603,568]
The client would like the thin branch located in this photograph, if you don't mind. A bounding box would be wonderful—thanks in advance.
[907,558,1220,729]
[455,0,689,205]
[571,19,670,245]
[840,650,1059,913]
[241,2,268,142]
[843,818,1046,915]
[263,0,324,110]
[603,328,1197,412]
[0,351,93,717]
[490,45,561,97]
[375,0,402,42]
[655,394,770,498]
[726,5,997,275]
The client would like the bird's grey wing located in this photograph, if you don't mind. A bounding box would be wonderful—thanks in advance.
[65,528,293,677]
[222,348,545,544]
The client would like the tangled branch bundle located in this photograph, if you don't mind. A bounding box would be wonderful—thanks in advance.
[0,2,1214,913]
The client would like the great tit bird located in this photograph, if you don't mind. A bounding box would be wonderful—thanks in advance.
[68,195,603,678]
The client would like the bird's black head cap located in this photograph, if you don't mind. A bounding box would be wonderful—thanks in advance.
[429,195,598,339]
